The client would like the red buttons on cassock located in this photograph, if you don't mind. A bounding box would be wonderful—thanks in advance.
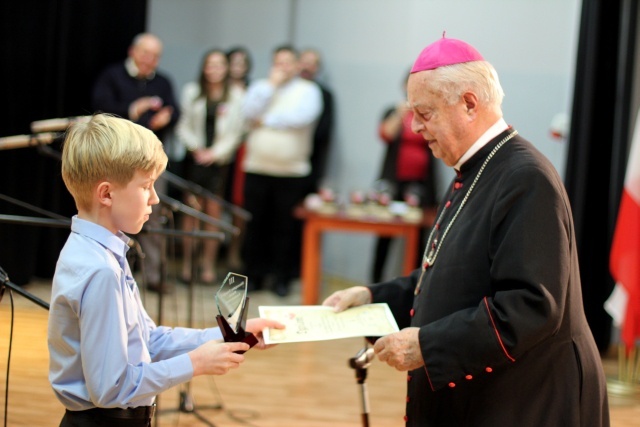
[406,396,410,402]
[435,223,441,230]
[407,375,412,382]
[485,367,493,373]
[422,261,429,269]
[454,182,463,190]
[404,415,408,422]
[465,375,473,380]
[445,201,451,208]
[410,308,415,317]
[448,382,456,388]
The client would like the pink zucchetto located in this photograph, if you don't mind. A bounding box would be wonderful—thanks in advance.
[410,33,484,73]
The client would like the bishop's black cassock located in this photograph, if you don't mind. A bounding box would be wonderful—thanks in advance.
[370,129,609,426]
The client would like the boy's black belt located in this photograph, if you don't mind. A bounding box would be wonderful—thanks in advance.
[74,403,156,419]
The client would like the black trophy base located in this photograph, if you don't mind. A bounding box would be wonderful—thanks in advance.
[216,314,258,354]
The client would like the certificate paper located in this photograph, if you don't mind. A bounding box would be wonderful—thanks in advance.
[258,303,399,344]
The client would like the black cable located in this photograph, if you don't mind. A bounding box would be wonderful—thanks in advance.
[3,291,15,427]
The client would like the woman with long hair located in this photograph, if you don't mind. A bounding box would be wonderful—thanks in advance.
[176,49,246,283]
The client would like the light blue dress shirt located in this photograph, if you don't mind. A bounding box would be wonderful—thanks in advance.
[48,216,223,410]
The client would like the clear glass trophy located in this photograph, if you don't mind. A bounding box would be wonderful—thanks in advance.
[215,272,258,353]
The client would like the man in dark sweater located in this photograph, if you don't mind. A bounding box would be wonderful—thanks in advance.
[92,33,180,293]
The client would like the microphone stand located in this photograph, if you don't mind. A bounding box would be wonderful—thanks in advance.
[0,265,49,427]
[161,170,251,221]
[0,266,49,310]
[0,193,68,221]
[159,193,239,236]
[0,195,70,311]
[143,220,225,327]
[349,340,376,427]
[154,197,229,427]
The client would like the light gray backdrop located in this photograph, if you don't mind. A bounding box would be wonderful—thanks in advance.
[148,0,581,284]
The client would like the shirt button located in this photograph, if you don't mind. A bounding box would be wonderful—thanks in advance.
[485,367,493,373]
[465,374,473,380]
[448,382,456,388]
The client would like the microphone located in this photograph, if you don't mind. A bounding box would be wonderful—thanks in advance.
[0,132,61,151]
[350,346,375,370]
[30,116,91,133]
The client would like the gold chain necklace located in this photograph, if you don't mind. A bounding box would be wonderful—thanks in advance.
[422,130,518,270]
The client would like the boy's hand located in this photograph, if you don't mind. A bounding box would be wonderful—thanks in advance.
[189,341,249,376]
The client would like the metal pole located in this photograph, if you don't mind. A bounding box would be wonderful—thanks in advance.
[349,343,375,427]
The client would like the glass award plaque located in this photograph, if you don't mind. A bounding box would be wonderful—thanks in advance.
[215,272,258,353]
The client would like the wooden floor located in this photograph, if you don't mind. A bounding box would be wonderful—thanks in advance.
[1,277,639,426]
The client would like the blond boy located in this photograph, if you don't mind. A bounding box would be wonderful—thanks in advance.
[48,114,281,427]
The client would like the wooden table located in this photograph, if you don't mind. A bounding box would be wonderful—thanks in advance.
[294,205,436,305]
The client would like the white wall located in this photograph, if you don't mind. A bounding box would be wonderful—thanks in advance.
[149,0,582,284]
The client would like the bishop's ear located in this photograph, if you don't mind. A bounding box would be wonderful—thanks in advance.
[462,91,479,116]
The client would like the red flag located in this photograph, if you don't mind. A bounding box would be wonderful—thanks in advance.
[609,111,640,354]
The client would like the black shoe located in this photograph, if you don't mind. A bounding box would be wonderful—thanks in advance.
[274,280,289,297]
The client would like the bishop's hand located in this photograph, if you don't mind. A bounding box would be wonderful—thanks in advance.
[374,327,424,371]
[322,286,372,313]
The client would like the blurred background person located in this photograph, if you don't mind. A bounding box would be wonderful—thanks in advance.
[224,46,253,272]
[91,32,180,293]
[295,48,336,280]
[176,48,246,284]
[227,46,252,90]
[241,45,322,296]
[299,48,335,195]
[371,70,437,283]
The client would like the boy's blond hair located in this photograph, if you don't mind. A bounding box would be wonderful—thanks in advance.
[61,114,168,211]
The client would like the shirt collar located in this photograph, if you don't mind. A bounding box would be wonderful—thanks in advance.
[70,216,130,262]
[125,57,155,80]
[454,118,509,171]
